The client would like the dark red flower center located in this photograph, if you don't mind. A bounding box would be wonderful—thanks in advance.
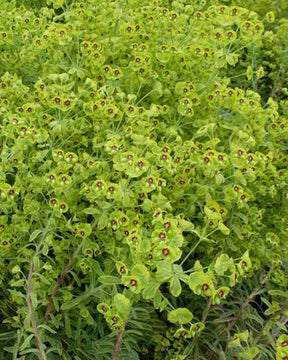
[162,248,170,255]
[202,284,209,291]
[164,222,171,229]
[130,279,137,286]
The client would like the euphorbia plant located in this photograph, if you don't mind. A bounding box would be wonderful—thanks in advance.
[0,0,287,359]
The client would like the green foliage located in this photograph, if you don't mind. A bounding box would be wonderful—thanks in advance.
[0,0,287,359]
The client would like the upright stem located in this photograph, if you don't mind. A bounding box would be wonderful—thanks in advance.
[43,256,75,324]
[201,297,212,323]
[112,323,126,360]
[43,243,83,324]
[25,218,53,360]
[26,263,47,360]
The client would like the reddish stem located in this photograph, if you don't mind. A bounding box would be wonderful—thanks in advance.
[112,324,126,360]
[43,256,76,324]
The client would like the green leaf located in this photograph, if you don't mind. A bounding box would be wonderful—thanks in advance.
[42,243,49,256]
[204,207,221,220]
[226,53,238,66]
[98,276,121,285]
[11,265,21,274]
[178,218,195,232]
[114,293,131,317]
[153,290,162,309]
[236,330,249,342]
[19,334,34,351]
[143,282,160,299]
[10,279,25,287]
[228,337,241,349]
[64,313,72,338]
[156,262,173,282]
[246,66,253,80]
[31,292,38,308]
[218,222,230,235]
[38,324,57,334]
[33,256,40,272]
[168,308,193,325]
[239,347,260,359]
[82,207,99,214]
[19,348,40,355]
[97,213,108,230]
[169,276,182,297]
[268,290,288,299]
[152,81,163,98]
[215,173,225,185]
[29,230,42,242]
[50,0,64,9]
[214,254,235,275]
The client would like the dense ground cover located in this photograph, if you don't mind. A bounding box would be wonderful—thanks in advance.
[0,0,287,359]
